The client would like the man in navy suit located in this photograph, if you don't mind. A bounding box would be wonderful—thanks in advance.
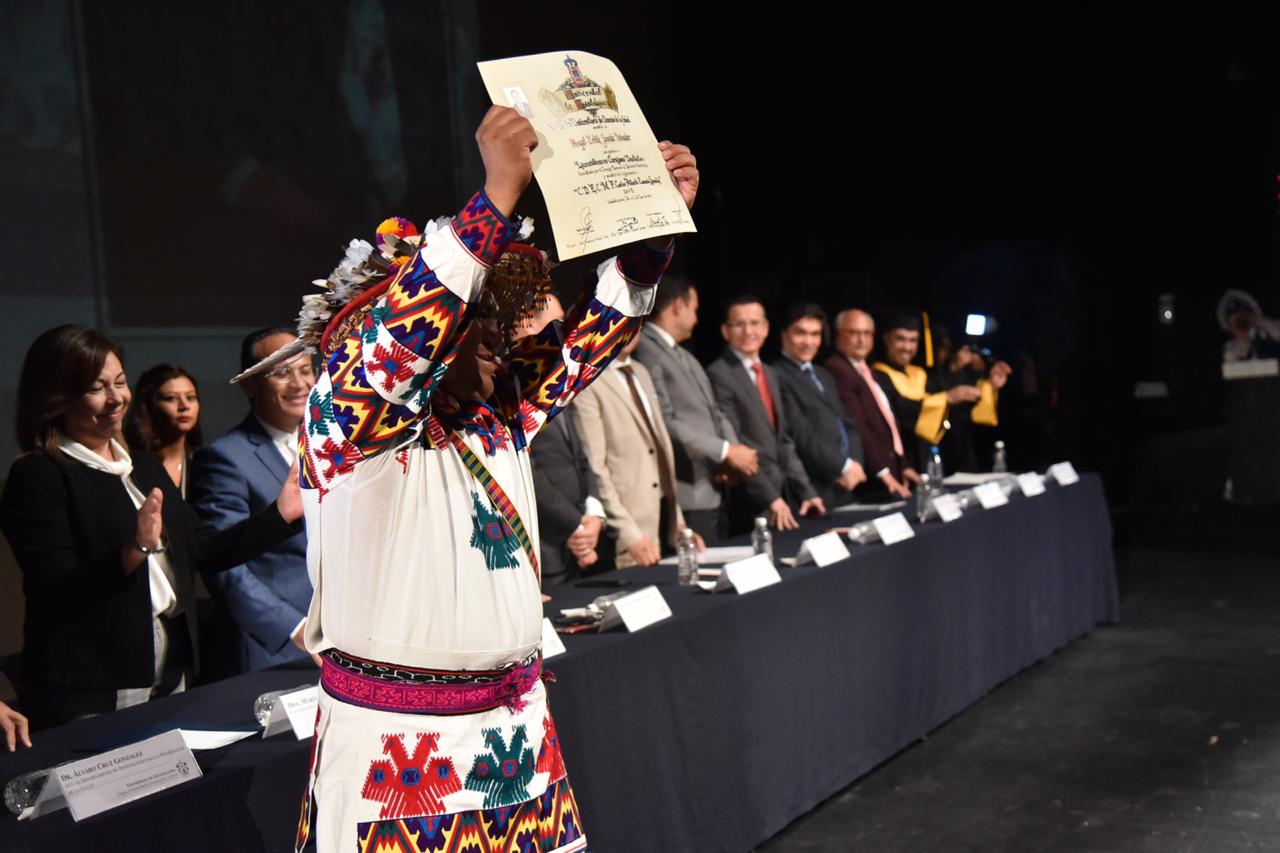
[772,303,867,509]
[189,327,315,672]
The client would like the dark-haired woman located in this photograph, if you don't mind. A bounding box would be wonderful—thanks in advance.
[0,325,303,729]
[124,364,203,496]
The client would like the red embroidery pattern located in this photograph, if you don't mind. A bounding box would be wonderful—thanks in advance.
[366,342,418,393]
[314,436,361,481]
[361,733,462,819]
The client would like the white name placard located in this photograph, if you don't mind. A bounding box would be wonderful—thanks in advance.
[541,617,567,659]
[723,553,783,594]
[37,730,201,822]
[973,481,1009,509]
[262,685,319,739]
[1048,461,1080,485]
[930,493,963,523]
[871,512,915,545]
[1016,472,1046,497]
[794,532,852,567]
[610,585,672,632]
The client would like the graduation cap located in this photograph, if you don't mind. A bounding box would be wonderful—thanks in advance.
[876,308,935,368]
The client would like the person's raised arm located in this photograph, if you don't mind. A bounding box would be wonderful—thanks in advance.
[301,109,536,484]
[506,142,699,440]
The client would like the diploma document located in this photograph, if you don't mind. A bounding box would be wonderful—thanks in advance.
[478,51,696,260]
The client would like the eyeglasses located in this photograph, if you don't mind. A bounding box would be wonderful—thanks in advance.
[264,363,317,384]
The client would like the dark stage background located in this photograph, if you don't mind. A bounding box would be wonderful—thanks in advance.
[2,6,1278,500]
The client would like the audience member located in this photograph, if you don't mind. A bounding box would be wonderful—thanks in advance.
[575,327,704,566]
[188,327,316,672]
[518,295,606,584]
[123,364,203,496]
[708,296,823,532]
[634,276,758,543]
[824,309,919,497]
[0,325,302,729]
[772,303,868,509]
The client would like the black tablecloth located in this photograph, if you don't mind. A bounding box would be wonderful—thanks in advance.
[0,475,1116,853]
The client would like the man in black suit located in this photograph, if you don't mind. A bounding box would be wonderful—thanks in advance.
[519,294,606,585]
[707,295,823,533]
[772,303,867,509]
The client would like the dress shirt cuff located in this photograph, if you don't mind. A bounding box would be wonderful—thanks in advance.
[841,458,854,475]
[292,618,306,641]
[583,496,606,519]
[875,467,891,479]
[718,441,730,463]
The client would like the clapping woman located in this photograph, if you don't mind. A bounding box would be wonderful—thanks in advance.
[0,326,303,729]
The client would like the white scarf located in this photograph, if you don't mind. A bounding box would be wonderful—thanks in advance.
[58,437,178,616]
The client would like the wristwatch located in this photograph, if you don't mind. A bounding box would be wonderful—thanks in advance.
[134,537,168,555]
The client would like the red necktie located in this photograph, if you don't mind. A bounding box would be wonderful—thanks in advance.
[751,361,777,429]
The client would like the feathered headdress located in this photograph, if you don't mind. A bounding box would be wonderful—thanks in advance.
[231,213,541,383]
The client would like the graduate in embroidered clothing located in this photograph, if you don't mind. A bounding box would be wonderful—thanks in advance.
[235,105,698,853]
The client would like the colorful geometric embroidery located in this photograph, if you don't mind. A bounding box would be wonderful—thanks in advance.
[536,711,567,784]
[361,733,462,819]
[305,387,334,437]
[464,725,536,808]
[469,492,521,571]
[355,777,586,853]
[453,192,515,266]
[506,287,644,443]
[312,435,362,481]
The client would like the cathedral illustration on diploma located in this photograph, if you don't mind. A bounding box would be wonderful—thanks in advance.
[539,54,619,119]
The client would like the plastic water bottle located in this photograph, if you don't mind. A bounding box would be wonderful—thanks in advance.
[992,440,1008,474]
[4,769,48,815]
[677,528,699,586]
[751,516,773,563]
[927,446,944,484]
[915,473,933,522]
[254,684,317,726]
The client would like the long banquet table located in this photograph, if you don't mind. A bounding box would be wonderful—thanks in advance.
[0,474,1116,853]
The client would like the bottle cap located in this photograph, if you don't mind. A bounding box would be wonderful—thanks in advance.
[679,528,694,541]
[754,516,768,528]
[995,440,1005,448]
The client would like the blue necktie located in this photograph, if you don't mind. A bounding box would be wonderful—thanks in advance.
[804,362,850,459]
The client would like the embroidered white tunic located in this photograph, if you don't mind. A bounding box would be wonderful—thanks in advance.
[295,191,667,852]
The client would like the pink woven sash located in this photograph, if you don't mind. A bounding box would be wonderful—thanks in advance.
[320,651,541,716]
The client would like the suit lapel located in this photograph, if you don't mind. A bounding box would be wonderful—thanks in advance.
[606,368,655,444]
[722,350,771,432]
[243,415,290,485]
[673,342,717,410]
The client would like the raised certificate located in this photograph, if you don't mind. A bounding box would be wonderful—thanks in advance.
[477,50,696,260]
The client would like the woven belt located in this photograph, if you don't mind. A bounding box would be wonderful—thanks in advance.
[320,648,542,715]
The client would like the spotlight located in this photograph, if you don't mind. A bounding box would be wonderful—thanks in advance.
[965,314,997,336]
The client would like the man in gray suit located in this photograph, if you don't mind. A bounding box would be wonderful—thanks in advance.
[634,276,758,543]
[707,295,824,534]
